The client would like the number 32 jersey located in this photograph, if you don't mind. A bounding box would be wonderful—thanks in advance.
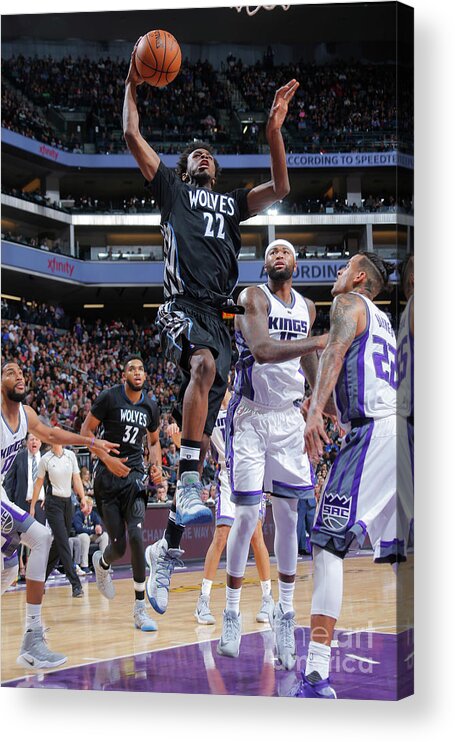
[334,293,396,425]
[90,385,159,472]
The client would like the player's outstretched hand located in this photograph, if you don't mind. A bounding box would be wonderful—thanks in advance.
[304,410,330,464]
[125,38,144,86]
[267,79,300,131]
[91,438,120,456]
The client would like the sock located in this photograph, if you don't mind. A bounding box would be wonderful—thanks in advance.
[278,579,295,614]
[179,438,201,477]
[100,555,110,570]
[134,581,145,601]
[135,598,146,610]
[165,511,185,549]
[25,603,42,631]
[261,579,272,597]
[305,640,331,680]
[226,585,241,615]
[201,578,212,597]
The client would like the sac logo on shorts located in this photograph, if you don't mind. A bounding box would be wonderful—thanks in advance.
[1,504,14,534]
[321,492,351,532]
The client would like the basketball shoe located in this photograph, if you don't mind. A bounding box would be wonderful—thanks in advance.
[93,551,115,600]
[256,594,275,623]
[273,603,296,670]
[16,627,67,669]
[175,474,213,525]
[134,600,158,631]
[217,610,242,658]
[195,593,215,624]
[145,537,184,614]
[292,671,337,699]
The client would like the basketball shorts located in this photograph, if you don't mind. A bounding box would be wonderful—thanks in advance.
[157,297,232,437]
[215,466,267,525]
[226,396,315,506]
[1,486,35,575]
[94,467,148,533]
[311,415,406,563]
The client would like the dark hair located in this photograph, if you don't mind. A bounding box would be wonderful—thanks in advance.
[399,254,414,286]
[176,141,221,181]
[358,251,395,291]
[123,354,144,370]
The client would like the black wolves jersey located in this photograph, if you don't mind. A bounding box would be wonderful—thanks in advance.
[90,385,159,472]
[146,162,251,308]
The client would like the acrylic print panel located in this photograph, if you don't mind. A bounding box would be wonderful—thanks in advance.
[1,0,414,701]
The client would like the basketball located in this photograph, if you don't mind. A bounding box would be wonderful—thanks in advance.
[135,30,181,87]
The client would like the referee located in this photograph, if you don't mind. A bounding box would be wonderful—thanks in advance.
[30,443,88,598]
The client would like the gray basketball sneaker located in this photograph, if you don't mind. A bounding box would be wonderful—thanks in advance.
[134,601,158,632]
[93,551,115,600]
[194,593,215,625]
[273,603,297,670]
[145,537,185,614]
[256,594,275,623]
[16,627,67,669]
[217,610,242,658]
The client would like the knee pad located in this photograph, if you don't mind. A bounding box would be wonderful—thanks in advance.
[226,502,261,578]
[272,497,298,576]
[22,521,53,583]
[311,545,344,620]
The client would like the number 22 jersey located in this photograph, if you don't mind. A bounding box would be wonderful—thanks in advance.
[90,385,159,472]
[334,293,397,425]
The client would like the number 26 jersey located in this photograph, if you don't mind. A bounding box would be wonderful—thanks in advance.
[334,293,397,425]
[90,385,159,472]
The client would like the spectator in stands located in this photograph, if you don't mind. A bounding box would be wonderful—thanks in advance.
[72,496,109,574]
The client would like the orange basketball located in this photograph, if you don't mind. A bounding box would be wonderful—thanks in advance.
[135,30,182,87]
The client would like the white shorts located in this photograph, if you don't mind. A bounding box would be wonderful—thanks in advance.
[215,467,267,526]
[1,486,35,574]
[311,415,406,563]
[226,397,314,506]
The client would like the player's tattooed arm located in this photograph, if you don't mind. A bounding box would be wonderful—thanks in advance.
[237,286,326,365]
[123,39,161,181]
[304,294,361,461]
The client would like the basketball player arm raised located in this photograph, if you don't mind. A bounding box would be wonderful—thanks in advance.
[247,80,299,216]
[304,294,363,462]
[236,286,327,364]
[123,42,161,181]
[24,405,120,459]
[80,412,130,478]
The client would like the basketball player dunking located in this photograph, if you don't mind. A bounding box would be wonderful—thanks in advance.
[216,240,328,668]
[293,252,398,699]
[1,361,118,668]
[123,42,299,616]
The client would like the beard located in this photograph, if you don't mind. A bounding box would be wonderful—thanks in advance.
[125,378,144,393]
[268,265,294,281]
[192,170,213,188]
[7,388,27,402]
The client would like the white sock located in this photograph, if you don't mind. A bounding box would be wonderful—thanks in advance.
[226,585,241,615]
[25,603,42,630]
[201,578,212,597]
[278,579,295,614]
[261,579,272,597]
[305,640,331,680]
[135,598,146,609]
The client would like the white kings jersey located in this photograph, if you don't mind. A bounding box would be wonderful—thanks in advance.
[396,296,414,418]
[210,407,227,467]
[1,404,28,482]
[233,284,310,409]
[334,293,397,426]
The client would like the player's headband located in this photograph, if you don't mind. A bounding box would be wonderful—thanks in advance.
[264,239,297,261]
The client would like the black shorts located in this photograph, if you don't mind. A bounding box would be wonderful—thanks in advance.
[157,297,232,436]
[94,467,148,528]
